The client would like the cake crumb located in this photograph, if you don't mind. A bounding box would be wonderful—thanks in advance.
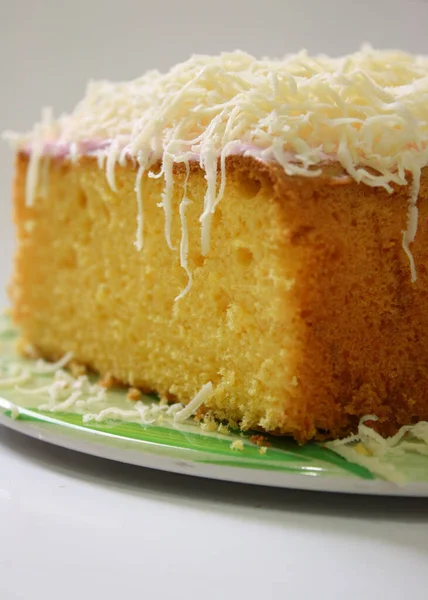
[200,414,217,432]
[99,373,119,389]
[291,376,298,387]
[194,406,207,420]
[231,440,244,451]
[249,434,271,447]
[69,361,87,378]
[259,446,268,455]
[127,387,142,401]
[217,423,230,435]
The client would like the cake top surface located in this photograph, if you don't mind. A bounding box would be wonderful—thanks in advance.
[8,47,428,286]
[10,46,428,182]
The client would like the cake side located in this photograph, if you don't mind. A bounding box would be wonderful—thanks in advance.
[11,152,311,438]
[11,152,428,441]
[277,165,428,438]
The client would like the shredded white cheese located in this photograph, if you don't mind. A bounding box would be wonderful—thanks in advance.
[0,364,31,388]
[0,349,212,428]
[32,352,73,374]
[8,46,428,287]
[133,157,146,252]
[325,415,428,483]
[34,369,106,411]
[173,381,213,422]
[175,161,193,301]
[81,400,180,425]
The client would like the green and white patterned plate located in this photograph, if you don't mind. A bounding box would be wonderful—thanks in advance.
[0,315,427,496]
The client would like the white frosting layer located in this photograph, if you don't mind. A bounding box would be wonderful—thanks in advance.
[8,46,428,288]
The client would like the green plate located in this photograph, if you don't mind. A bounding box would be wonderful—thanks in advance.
[0,315,427,496]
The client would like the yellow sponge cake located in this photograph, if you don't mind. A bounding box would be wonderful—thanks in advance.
[8,48,428,441]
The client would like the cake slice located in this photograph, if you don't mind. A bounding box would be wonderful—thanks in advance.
[8,48,428,442]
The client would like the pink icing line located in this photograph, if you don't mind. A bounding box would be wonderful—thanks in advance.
[20,139,111,157]
[20,139,335,169]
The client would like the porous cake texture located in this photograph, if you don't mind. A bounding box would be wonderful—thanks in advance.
[7,48,428,441]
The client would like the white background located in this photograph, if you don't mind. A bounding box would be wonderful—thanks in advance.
[0,1,428,598]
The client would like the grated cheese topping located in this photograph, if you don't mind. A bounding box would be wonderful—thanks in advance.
[0,364,31,388]
[0,348,213,427]
[173,381,213,422]
[325,415,428,484]
[7,46,428,286]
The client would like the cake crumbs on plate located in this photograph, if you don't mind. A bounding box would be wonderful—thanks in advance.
[231,440,244,451]
[249,434,271,447]
[259,446,268,455]
[194,406,207,421]
[127,387,142,401]
[99,372,119,389]
[199,414,218,432]
[217,422,231,435]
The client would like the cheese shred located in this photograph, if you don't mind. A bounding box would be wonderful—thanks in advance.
[325,415,428,484]
[173,382,213,422]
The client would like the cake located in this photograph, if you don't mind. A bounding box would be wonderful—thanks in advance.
[7,48,428,442]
